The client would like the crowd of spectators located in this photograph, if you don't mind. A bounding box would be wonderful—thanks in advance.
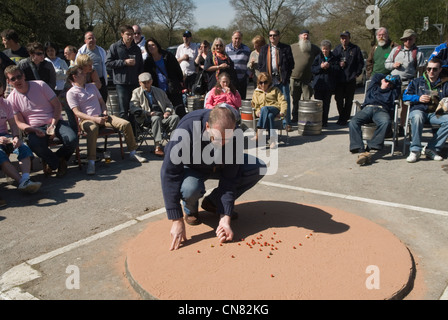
[1,23,448,208]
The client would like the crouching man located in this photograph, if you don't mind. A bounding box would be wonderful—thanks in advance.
[161,105,266,250]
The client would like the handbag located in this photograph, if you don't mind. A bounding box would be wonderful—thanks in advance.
[192,71,205,95]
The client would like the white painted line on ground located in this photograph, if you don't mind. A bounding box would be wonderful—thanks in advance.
[260,181,448,217]
[0,208,166,300]
[2,181,448,300]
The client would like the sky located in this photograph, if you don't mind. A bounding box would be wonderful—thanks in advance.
[194,0,236,29]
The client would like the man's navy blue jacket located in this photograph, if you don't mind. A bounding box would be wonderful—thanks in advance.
[161,109,240,220]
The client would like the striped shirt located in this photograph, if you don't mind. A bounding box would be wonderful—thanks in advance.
[225,43,251,80]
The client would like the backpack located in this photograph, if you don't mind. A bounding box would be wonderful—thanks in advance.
[392,45,418,69]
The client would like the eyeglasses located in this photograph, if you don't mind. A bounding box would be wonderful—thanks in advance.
[427,67,440,72]
[259,81,269,85]
[9,74,23,82]
[269,34,279,37]
[215,44,223,47]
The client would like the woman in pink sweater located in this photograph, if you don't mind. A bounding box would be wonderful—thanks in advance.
[205,72,241,110]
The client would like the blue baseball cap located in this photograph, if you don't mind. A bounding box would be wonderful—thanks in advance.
[385,74,400,86]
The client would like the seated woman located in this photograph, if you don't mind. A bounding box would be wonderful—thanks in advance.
[251,72,287,149]
[205,72,241,110]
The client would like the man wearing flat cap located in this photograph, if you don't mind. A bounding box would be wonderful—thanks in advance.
[290,30,321,124]
[385,29,425,132]
[333,31,365,126]
[130,72,180,157]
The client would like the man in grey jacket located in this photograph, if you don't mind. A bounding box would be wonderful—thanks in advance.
[106,25,144,122]
[130,73,179,156]
[385,29,426,130]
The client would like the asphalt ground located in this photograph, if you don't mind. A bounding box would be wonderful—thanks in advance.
[1,85,448,301]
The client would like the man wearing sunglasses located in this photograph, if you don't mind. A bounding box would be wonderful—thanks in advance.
[5,65,78,176]
[258,29,294,131]
[403,58,448,163]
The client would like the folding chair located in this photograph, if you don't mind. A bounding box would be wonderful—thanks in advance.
[75,118,125,168]
[352,80,399,156]
[131,110,171,150]
[239,100,288,144]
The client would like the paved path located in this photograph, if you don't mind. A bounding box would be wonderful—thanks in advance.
[1,85,448,300]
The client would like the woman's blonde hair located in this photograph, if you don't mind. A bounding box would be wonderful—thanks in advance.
[76,54,93,68]
[251,35,266,48]
[257,72,272,86]
[211,38,225,51]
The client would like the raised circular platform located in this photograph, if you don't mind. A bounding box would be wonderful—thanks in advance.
[125,201,415,300]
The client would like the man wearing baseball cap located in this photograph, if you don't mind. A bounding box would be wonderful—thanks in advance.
[333,31,365,126]
[176,30,198,92]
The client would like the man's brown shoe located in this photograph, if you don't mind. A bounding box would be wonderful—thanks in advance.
[356,152,372,166]
[154,146,165,157]
[185,212,201,225]
[57,158,67,177]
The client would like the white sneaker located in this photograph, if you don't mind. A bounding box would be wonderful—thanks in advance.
[18,179,42,194]
[406,151,421,163]
[129,153,148,163]
[425,149,443,161]
[86,162,95,175]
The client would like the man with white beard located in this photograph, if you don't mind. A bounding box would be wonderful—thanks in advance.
[290,30,321,124]
[366,27,396,79]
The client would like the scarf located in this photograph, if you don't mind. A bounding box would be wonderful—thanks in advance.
[212,50,230,80]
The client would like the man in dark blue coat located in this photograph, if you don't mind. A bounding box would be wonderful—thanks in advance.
[161,105,266,250]
[349,73,401,165]
[333,31,365,126]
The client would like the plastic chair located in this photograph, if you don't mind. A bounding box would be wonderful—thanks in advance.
[239,100,288,144]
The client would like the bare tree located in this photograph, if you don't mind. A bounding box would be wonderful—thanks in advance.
[229,0,313,37]
[149,0,197,45]
[85,0,151,42]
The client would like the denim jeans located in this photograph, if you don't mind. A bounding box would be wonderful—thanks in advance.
[180,154,266,215]
[27,120,78,170]
[0,134,34,165]
[257,106,280,139]
[349,106,391,152]
[409,110,448,153]
[115,84,137,120]
[274,83,291,126]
